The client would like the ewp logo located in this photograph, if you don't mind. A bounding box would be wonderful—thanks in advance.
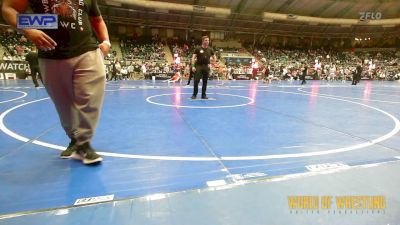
[17,14,58,29]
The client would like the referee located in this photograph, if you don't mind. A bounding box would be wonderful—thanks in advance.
[25,46,42,87]
[191,36,217,99]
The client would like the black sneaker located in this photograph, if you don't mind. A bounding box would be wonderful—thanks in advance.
[77,143,103,165]
[201,95,208,99]
[191,95,196,99]
[60,139,78,159]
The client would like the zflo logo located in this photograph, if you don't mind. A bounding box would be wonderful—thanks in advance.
[359,12,382,20]
[17,14,58,29]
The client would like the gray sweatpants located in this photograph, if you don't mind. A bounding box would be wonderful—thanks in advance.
[39,49,106,146]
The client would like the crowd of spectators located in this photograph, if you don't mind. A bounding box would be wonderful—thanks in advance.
[1,28,398,81]
[1,28,33,61]
[105,60,178,81]
[120,36,166,62]
[252,48,399,81]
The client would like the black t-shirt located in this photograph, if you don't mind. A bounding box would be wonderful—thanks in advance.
[29,0,101,59]
[302,67,308,76]
[194,47,214,65]
[134,65,140,72]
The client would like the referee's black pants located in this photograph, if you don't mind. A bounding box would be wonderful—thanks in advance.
[352,73,357,85]
[30,65,42,87]
[193,65,210,97]
[187,70,194,85]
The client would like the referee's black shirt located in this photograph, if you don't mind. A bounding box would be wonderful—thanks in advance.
[194,47,215,65]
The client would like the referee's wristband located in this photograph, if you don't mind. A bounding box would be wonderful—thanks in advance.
[102,40,111,48]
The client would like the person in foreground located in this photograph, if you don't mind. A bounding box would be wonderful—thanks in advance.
[2,0,111,165]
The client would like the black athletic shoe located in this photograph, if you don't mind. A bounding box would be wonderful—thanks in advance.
[201,95,208,99]
[191,95,197,99]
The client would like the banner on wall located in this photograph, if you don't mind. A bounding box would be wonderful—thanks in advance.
[0,60,29,79]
